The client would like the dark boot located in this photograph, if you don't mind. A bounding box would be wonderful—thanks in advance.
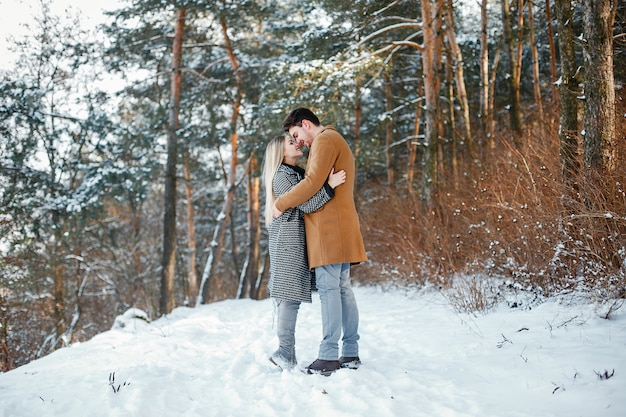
[339,356,361,369]
[305,359,340,376]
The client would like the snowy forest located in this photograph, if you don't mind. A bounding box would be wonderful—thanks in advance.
[0,0,624,372]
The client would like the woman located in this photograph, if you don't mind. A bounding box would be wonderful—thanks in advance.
[262,135,345,370]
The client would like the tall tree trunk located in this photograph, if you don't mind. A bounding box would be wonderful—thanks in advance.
[488,39,502,148]
[515,0,525,87]
[528,0,544,122]
[554,0,580,182]
[354,69,362,165]
[54,262,66,343]
[0,291,11,371]
[182,147,198,306]
[385,70,395,188]
[248,159,261,299]
[420,0,444,211]
[408,83,423,194]
[502,0,523,137]
[50,212,66,350]
[160,7,186,315]
[237,155,261,299]
[64,263,88,347]
[480,0,490,137]
[256,251,270,299]
[446,61,459,189]
[198,152,239,304]
[444,0,472,156]
[582,0,617,178]
[545,0,559,106]
[198,15,243,304]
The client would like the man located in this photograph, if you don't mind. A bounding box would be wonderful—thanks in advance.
[273,108,367,376]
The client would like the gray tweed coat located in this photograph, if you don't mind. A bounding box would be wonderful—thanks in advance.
[268,163,334,302]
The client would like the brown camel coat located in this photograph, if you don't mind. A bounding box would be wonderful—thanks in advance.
[275,126,367,268]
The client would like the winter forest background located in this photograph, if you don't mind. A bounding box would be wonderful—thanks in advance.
[0,0,624,372]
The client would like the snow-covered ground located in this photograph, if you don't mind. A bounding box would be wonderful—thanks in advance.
[1,286,624,417]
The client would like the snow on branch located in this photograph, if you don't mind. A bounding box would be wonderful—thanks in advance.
[356,22,422,49]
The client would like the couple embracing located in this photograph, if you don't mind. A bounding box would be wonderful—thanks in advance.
[262,108,367,376]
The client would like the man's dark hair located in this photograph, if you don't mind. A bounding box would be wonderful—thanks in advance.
[282,108,321,132]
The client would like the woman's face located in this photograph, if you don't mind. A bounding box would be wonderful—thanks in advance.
[287,121,312,149]
[283,137,304,161]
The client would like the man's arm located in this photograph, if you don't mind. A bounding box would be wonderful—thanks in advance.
[274,135,338,213]
[297,183,335,213]
[272,170,335,215]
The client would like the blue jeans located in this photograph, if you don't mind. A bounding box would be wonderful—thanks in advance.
[315,263,360,360]
[273,299,300,367]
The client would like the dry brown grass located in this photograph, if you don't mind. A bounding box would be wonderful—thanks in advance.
[443,275,500,314]
[357,120,626,309]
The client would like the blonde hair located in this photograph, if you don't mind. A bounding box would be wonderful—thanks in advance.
[261,136,286,227]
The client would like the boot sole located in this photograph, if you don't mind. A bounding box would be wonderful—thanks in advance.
[303,368,337,377]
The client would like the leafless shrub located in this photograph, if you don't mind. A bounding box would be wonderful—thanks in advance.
[445,275,499,314]
[358,120,626,311]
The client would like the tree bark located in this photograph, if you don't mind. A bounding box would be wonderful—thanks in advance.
[502,0,523,137]
[408,83,423,194]
[515,0,525,88]
[488,39,502,148]
[54,262,66,343]
[354,72,362,201]
[354,68,362,163]
[554,0,580,181]
[160,7,186,315]
[528,0,544,122]
[545,0,559,106]
[582,0,617,176]
[479,0,490,137]
[248,160,261,299]
[420,0,444,211]
[198,14,243,304]
[444,0,472,155]
[237,155,261,299]
[0,291,11,371]
[64,263,89,348]
[182,147,198,306]
[446,60,459,189]
[385,70,395,188]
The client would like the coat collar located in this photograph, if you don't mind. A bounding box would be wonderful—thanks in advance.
[280,162,305,176]
[319,125,336,137]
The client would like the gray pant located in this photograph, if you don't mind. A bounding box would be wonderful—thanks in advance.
[273,299,300,367]
[315,263,360,360]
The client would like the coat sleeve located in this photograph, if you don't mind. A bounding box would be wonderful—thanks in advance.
[273,170,334,214]
[275,134,339,212]
[296,183,334,214]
